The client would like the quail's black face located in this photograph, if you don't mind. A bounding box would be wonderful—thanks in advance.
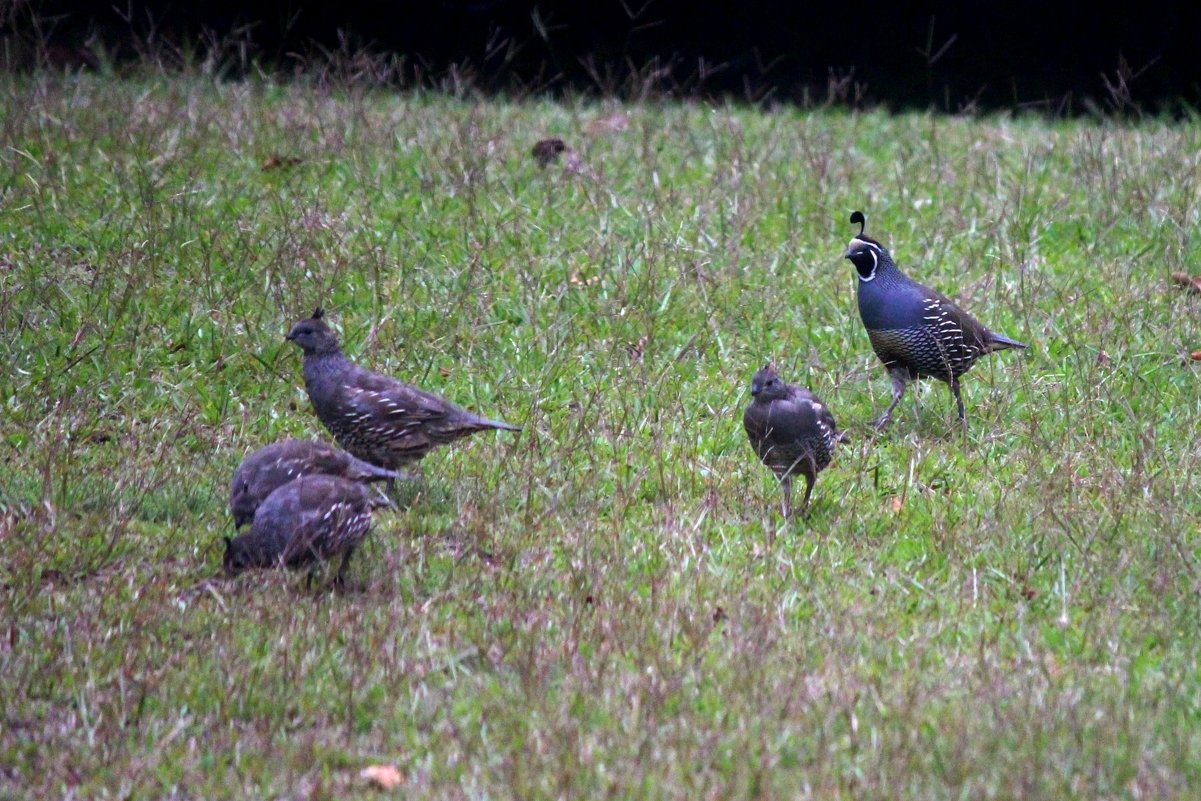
[750,366,788,402]
[285,317,340,355]
[844,238,882,281]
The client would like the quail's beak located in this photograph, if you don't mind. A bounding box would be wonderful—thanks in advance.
[750,384,762,397]
[842,248,854,260]
[284,332,296,341]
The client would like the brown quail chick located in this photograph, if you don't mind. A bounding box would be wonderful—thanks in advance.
[223,474,388,587]
[743,364,847,518]
[229,438,403,530]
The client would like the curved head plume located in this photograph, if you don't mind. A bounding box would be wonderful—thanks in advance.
[844,210,886,281]
[286,307,341,355]
[750,363,787,401]
[849,210,866,237]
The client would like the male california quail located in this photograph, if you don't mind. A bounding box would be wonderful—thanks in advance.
[843,211,1028,428]
[743,364,848,517]
[286,309,520,470]
[223,474,387,586]
[229,438,402,530]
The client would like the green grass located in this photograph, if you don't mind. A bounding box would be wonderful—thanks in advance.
[2,70,1201,799]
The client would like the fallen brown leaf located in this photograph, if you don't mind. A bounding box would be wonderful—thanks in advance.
[1191,349,1201,361]
[890,496,904,513]
[569,271,601,287]
[360,764,403,790]
[261,154,303,172]
[1170,272,1201,294]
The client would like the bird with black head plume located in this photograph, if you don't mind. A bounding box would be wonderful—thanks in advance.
[286,308,521,471]
[843,211,1027,428]
[743,364,848,518]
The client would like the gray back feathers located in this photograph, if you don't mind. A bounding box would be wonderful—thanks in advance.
[286,309,520,469]
[743,364,845,515]
[229,438,397,529]
[223,474,382,579]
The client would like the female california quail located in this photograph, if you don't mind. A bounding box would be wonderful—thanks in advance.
[285,309,521,470]
[843,211,1027,428]
[743,364,848,518]
[229,438,402,530]
[223,474,387,586]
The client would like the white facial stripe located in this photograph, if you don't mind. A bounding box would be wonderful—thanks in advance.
[857,249,878,282]
[848,238,882,254]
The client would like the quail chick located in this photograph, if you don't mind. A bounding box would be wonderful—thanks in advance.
[843,211,1027,428]
[743,364,847,518]
[229,438,402,530]
[223,474,387,587]
[285,308,521,470]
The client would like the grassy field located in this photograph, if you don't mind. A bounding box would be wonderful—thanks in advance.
[2,69,1200,799]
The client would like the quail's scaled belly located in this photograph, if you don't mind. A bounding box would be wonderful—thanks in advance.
[867,327,973,381]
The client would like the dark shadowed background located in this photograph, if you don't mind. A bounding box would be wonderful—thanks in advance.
[7,0,1200,113]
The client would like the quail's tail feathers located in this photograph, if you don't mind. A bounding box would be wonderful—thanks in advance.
[474,415,521,433]
[986,331,1028,352]
[346,458,401,483]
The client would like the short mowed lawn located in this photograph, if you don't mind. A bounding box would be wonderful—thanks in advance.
[2,71,1200,799]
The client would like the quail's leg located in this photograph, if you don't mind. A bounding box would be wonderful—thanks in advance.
[873,370,908,429]
[949,377,967,426]
[335,548,354,588]
[799,473,815,518]
[781,476,793,520]
[371,486,396,508]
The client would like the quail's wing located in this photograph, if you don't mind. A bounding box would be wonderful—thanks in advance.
[917,285,995,353]
[790,387,844,443]
[743,403,768,441]
[282,517,326,566]
[264,442,330,480]
[294,441,362,475]
[762,398,817,445]
[341,367,457,428]
[280,481,351,564]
